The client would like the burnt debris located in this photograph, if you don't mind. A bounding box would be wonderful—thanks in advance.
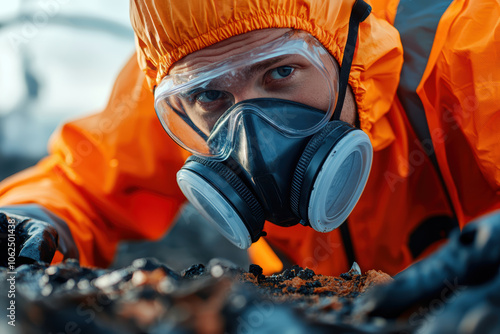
[0,258,409,334]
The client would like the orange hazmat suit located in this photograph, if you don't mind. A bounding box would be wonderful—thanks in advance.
[0,0,499,275]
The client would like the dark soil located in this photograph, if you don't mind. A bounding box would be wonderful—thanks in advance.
[0,258,408,334]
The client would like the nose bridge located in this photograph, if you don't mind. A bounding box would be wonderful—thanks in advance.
[233,85,263,104]
[229,73,267,103]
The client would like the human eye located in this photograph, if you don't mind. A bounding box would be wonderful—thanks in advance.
[186,89,233,114]
[195,90,225,103]
[268,66,295,80]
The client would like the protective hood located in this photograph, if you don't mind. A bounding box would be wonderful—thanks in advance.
[129,0,404,150]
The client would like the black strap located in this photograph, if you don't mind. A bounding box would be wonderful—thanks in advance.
[332,0,372,121]
[409,215,459,259]
[340,220,357,266]
[332,0,371,268]
[170,103,209,141]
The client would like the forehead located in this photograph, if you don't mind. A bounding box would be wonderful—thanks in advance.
[169,28,292,74]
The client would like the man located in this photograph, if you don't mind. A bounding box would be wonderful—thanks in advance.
[1,0,499,279]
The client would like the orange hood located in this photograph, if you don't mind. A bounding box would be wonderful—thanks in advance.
[129,0,403,150]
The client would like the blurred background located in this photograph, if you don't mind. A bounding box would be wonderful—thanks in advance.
[0,0,134,180]
[0,0,249,271]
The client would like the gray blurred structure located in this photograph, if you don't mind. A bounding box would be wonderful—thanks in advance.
[0,0,134,181]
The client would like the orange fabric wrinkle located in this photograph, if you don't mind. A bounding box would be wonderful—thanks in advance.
[1,0,499,276]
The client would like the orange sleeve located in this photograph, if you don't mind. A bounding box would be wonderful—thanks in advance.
[0,54,190,267]
[418,0,500,225]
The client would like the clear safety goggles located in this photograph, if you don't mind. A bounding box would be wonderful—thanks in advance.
[154,30,339,161]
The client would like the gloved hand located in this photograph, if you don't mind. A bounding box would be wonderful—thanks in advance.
[417,272,500,334]
[355,211,500,321]
[0,211,59,267]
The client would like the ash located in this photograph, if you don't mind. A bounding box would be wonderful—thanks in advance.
[0,258,411,334]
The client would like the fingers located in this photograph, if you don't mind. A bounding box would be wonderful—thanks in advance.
[0,211,59,267]
[17,219,59,265]
[420,273,500,334]
[0,212,17,267]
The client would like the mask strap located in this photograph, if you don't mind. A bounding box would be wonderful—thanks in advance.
[332,0,371,121]
[171,104,209,141]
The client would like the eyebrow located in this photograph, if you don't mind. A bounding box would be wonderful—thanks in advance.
[245,55,289,75]
[214,55,290,86]
[179,55,292,98]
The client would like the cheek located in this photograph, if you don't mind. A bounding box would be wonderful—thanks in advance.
[187,111,220,136]
[293,72,333,113]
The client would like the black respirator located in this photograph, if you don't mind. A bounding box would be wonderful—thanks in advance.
[154,1,373,248]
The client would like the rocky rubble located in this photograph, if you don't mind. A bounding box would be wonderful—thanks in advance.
[0,258,409,334]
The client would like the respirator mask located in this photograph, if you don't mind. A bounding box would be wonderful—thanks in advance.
[154,1,373,249]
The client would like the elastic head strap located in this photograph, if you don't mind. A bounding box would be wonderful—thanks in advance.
[170,104,209,141]
[332,0,372,121]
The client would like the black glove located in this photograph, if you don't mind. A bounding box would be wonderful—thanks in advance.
[355,211,500,320]
[418,272,500,334]
[1,211,59,267]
